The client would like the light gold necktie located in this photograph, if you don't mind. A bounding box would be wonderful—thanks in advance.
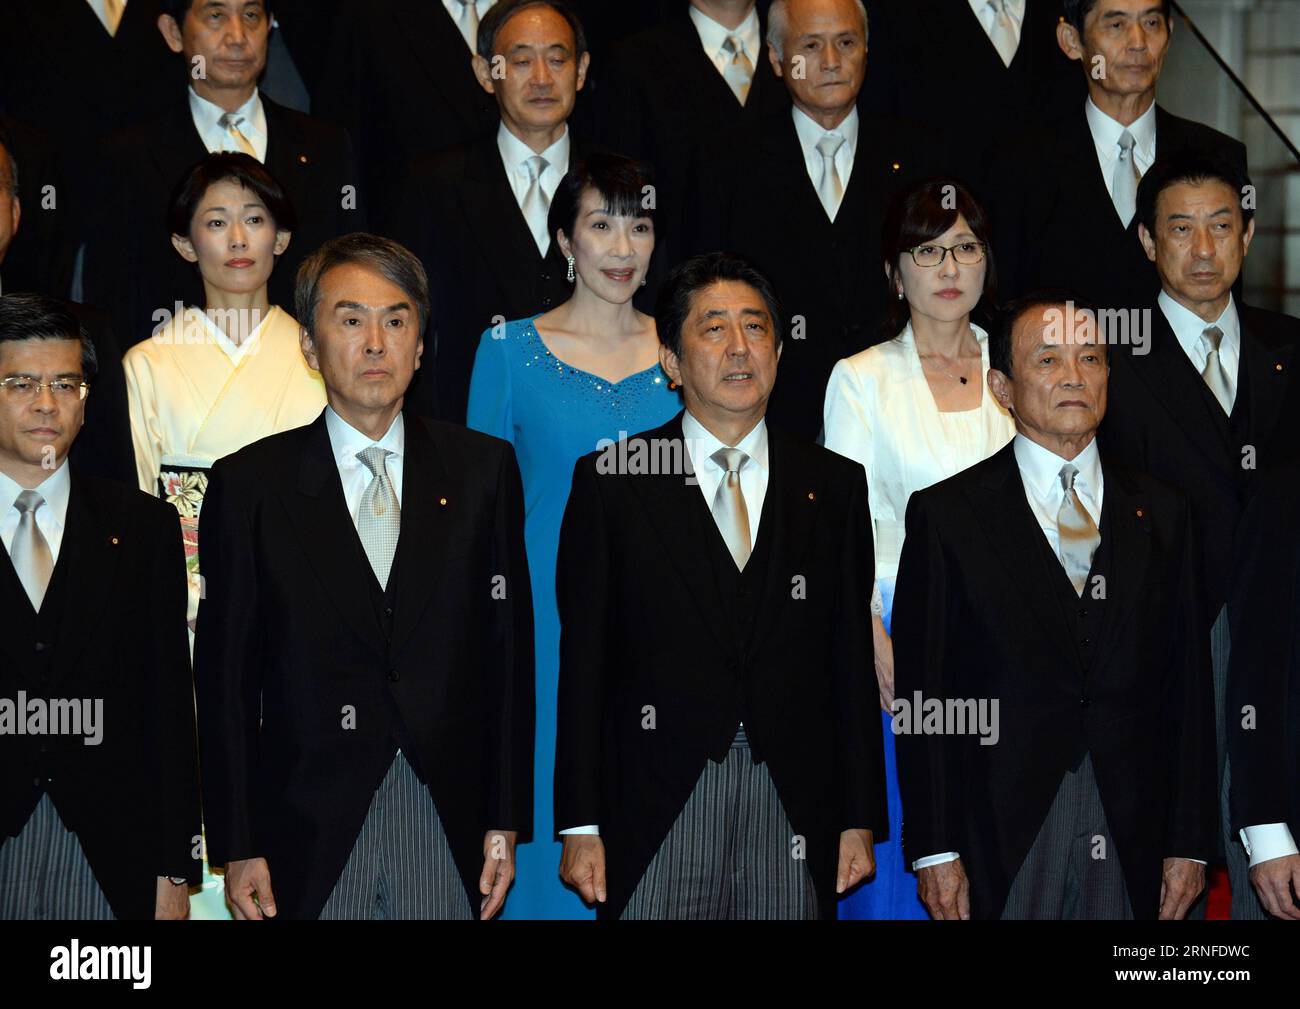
[455,0,481,51]
[1056,464,1100,597]
[12,490,55,611]
[218,112,259,158]
[1200,325,1235,415]
[102,0,126,37]
[711,447,751,571]
[815,134,845,221]
[985,0,1019,67]
[720,35,754,106]
[356,447,401,589]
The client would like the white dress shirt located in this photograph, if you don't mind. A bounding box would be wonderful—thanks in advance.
[1014,431,1103,555]
[559,409,771,837]
[442,0,496,51]
[689,3,761,79]
[1159,290,1241,400]
[85,0,126,34]
[497,121,570,257]
[968,0,1025,65]
[324,406,406,526]
[792,104,859,220]
[189,86,269,163]
[1085,96,1157,210]
[0,461,71,565]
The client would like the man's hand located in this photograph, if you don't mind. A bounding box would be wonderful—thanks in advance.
[917,858,970,920]
[560,835,606,905]
[1158,857,1205,920]
[837,829,875,893]
[872,615,895,713]
[225,857,277,920]
[154,877,190,920]
[479,829,517,920]
[1248,853,1300,920]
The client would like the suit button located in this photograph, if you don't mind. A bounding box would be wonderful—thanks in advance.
[34,641,46,651]
[384,606,394,618]
[388,669,400,682]
[1077,609,1087,618]
[1081,636,1091,647]
[1080,696,1091,708]
[541,296,553,307]
[541,272,551,282]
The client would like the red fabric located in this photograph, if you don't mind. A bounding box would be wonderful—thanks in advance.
[1205,865,1231,919]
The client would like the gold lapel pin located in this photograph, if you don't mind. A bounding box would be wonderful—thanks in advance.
[109,535,120,546]
[298,154,309,165]
[807,492,816,501]
[1135,508,1144,519]
[439,497,448,507]
[1276,363,1284,372]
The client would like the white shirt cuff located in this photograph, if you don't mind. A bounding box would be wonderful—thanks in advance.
[912,851,959,871]
[560,825,600,836]
[1240,823,1299,867]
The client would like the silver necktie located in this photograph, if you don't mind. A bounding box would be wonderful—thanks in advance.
[1056,464,1100,597]
[985,0,1019,67]
[11,490,54,611]
[1200,325,1235,415]
[218,112,259,158]
[356,447,401,589]
[711,447,752,571]
[1113,129,1140,228]
[454,0,482,51]
[815,134,846,221]
[521,154,552,257]
[720,34,754,105]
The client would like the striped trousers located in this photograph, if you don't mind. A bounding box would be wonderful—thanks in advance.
[318,751,473,920]
[621,727,819,920]
[0,793,115,920]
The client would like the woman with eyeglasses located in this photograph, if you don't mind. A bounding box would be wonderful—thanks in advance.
[823,177,1014,920]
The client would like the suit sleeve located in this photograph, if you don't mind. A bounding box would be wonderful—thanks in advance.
[487,441,535,836]
[892,492,965,863]
[1227,473,1298,834]
[832,466,887,832]
[1163,493,1219,857]
[554,456,610,833]
[142,504,204,882]
[192,459,265,865]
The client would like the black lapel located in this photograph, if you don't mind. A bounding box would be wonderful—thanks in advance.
[263,96,306,175]
[838,113,911,224]
[145,92,208,191]
[1239,307,1294,444]
[47,475,124,690]
[1088,463,1153,677]
[386,416,456,656]
[461,138,551,310]
[391,0,483,137]
[280,413,387,653]
[767,113,829,229]
[661,13,752,118]
[1054,108,1135,243]
[965,443,1081,672]
[0,532,35,681]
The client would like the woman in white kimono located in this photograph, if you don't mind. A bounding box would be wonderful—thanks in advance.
[823,178,1015,920]
[124,153,326,634]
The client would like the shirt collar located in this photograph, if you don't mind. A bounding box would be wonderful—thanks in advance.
[968,0,1027,22]
[682,409,769,473]
[1158,289,1239,354]
[0,458,72,526]
[496,120,570,175]
[1013,431,1101,503]
[688,3,761,61]
[325,406,405,469]
[791,103,860,156]
[1085,95,1157,164]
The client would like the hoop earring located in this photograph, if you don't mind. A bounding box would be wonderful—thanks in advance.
[566,256,576,283]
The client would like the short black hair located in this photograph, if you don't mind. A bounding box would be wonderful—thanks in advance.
[295,233,430,341]
[160,0,273,22]
[655,252,783,359]
[476,0,587,61]
[1062,0,1169,33]
[990,289,1095,379]
[0,293,98,383]
[1135,149,1255,237]
[548,153,655,245]
[167,152,298,239]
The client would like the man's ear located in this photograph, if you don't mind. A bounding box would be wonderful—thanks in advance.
[171,233,198,263]
[414,335,424,370]
[576,50,591,91]
[9,192,20,239]
[987,367,1015,413]
[1056,20,1083,62]
[1241,215,1256,257]
[299,326,320,370]
[472,53,497,95]
[767,42,785,79]
[1137,222,1156,263]
[158,13,185,55]
[659,343,682,388]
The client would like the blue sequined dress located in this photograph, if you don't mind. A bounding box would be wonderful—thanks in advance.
[466,314,681,919]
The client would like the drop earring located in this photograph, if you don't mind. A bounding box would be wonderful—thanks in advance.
[566,255,576,283]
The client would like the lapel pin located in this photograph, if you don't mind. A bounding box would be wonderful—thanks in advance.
[807,492,816,501]
[439,497,448,507]
[1134,508,1144,519]
[1276,363,1284,372]
[109,535,120,546]
[298,154,309,165]
[891,162,901,172]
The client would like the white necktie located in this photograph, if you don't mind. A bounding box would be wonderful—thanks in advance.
[815,134,845,221]
[1200,325,1235,415]
[984,0,1020,68]
[720,34,754,106]
[1113,129,1140,228]
[521,154,552,257]
[356,447,401,589]
[11,490,55,611]
[711,448,752,571]
[101,0,126,37]
[218,112,259,159]
[453,0,482,52]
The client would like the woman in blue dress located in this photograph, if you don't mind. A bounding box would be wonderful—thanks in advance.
[467,153,681,919]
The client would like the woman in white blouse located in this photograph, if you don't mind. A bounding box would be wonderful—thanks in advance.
[824,177,1014,919]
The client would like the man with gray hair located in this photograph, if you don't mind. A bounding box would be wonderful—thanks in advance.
[194,233,536,919]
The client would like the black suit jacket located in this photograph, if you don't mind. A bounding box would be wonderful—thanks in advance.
[1100,302,1296,620]
[388,134,593,424]
[724,110,937,441]
[892,442,1216,919]
[554,413,886,920]
[194,411,534,919]
[988,105,1248,309]
[1227,462,1300,843]
[0,471,201,919]
[87,90,361,347]
[66,300,136,488]
[1,117,74,297]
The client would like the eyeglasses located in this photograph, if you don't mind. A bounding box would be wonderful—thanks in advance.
[0,377,90,401]
[906,241,987,268]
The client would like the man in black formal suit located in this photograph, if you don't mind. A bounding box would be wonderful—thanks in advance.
[895,293,1215,920]
[86,0,361,347]
[1101,152,1297,918]
[389,0,591,424]
[194,234,534,920]
[1227,463,1300,920]
[0,293,201,919]
[988,0,1246,310]
[556,252,884,920]
[722,0,935,442]
[0,130,136,488]
[0,118,74,299]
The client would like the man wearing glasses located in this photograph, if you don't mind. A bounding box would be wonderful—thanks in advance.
[0,293,201,919]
